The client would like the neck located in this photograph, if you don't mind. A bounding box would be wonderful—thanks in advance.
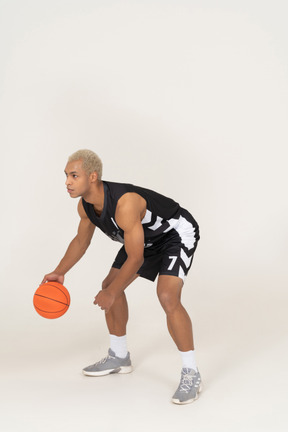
[82,180,104,209]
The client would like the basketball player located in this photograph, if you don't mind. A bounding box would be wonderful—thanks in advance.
[42,149,202,404]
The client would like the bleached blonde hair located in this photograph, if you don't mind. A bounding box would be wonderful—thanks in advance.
[68,149,103,179]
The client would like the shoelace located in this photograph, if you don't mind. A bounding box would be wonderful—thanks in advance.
[95,354,114,365]
[180,373,195,393]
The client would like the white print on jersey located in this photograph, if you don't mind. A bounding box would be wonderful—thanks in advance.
[111,217,119,228]
[148,215,163,231]
[178,265,186,280]
[164,216,196,250]
[168,256,177,270]
[141,209,152,224]
[180,249,193,268]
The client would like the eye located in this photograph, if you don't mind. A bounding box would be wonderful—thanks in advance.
[73,175,78,178]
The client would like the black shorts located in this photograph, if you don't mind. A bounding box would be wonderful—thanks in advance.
[112,217,200,282]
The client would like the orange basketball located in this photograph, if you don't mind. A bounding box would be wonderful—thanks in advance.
[33,282,70,319]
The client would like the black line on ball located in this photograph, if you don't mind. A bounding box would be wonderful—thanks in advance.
[34,294,69,306]
[35,305,67,313]
[43,282,70,305]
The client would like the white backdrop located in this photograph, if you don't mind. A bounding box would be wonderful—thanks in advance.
[1,1,287,431]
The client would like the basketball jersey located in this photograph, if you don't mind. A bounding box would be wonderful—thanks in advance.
[82,181,199,248]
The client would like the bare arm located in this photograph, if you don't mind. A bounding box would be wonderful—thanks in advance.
[41,199,96,284]
[94,193,145,312]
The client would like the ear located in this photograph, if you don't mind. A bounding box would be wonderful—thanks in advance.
[90,171,98,183]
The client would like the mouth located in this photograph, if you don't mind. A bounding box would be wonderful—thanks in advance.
[67,189,74,193]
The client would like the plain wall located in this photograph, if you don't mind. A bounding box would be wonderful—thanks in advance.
[0,1,287,429]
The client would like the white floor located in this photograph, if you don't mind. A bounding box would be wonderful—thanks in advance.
[1,282,288,432]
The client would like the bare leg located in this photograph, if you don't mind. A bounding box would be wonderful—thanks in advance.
[102,267,139,336]
[157,275,194,351]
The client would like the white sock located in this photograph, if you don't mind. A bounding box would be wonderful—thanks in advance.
[109,334,128,359]
[179,350,198,372]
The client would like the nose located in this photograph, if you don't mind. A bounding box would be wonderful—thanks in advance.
[65,177,71,186]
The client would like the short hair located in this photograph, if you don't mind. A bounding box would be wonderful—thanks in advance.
[68,149,103,179]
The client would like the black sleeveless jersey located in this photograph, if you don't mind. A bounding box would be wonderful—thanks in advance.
[82,181,199,248]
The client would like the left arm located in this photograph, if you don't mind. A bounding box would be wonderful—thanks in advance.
[94,194,145,312]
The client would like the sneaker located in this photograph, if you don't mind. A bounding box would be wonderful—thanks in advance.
[172,368,202,404]
[82,348,133,377]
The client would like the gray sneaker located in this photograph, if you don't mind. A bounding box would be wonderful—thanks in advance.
[172,368,202,404]
[82,348,133,377]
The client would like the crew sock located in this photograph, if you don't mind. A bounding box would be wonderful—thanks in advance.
[179,350,198,372]
[110,334,128,359]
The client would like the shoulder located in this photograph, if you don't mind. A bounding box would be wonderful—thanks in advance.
[117,192,146,213]
[115,193,146,229]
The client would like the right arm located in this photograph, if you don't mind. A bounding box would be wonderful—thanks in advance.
[41,199,96,284]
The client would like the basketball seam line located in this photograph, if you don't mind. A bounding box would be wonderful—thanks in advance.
[34,306,68,313]
[34,294,69,306]
[41,283,69,303]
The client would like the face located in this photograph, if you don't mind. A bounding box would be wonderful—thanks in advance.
[64,160,92,198]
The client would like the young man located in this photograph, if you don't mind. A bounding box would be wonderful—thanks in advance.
[42,149,202,404]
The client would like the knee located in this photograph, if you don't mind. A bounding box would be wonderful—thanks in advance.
[157,290,180,314]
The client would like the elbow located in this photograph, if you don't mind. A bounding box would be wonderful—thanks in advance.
[137,257,144,268]
[134,255,144,269]
[85,239,92,248]
[77,239,91,255]
[82,241,91,253]
[127,254,144,269]
[75,234,91,251]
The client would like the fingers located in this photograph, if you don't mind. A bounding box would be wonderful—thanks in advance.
[40,273,64,286]
[93,292,99,305]
[40,275,48,285]
[93,291,110,313]
[93,298,104,309]
[41,275,53,285]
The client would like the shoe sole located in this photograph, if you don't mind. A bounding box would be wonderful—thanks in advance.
[171,383,203,405]
[82,365,133,377]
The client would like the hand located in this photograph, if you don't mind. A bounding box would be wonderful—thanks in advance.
[94,290,115,314]
[41,272,65,285]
